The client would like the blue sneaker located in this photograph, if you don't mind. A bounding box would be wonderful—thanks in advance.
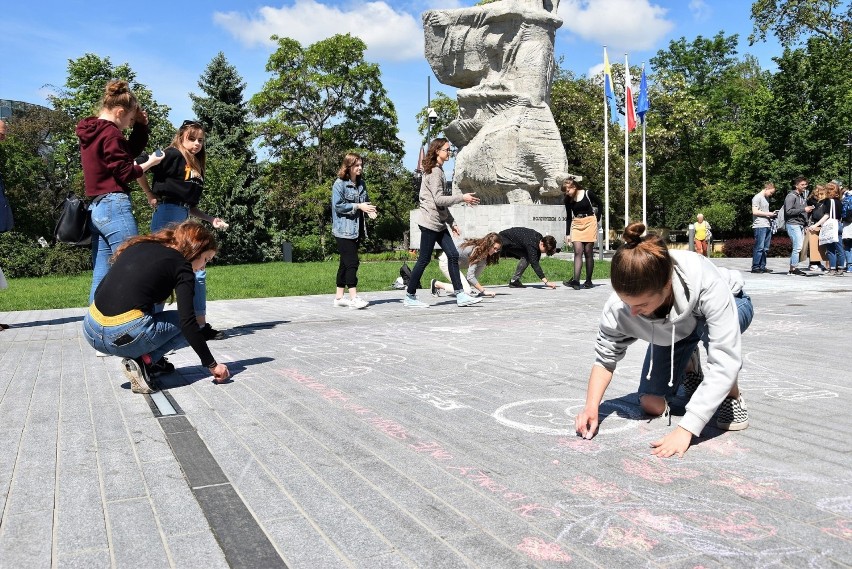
[403,294,429,308]
[455,292,482,307]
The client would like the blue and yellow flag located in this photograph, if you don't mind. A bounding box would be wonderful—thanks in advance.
[603,48,618,122]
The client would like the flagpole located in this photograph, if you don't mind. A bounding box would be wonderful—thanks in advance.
[603,47,610,251]
[641,63,647,228]
[624,54,629,229]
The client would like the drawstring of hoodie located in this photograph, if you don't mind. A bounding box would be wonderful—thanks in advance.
[644,322,677,388]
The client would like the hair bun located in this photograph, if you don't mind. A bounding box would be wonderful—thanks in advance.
[105,80,130,96]
[622,222,646,246]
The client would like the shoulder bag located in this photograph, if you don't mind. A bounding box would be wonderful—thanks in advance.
[818,200,839,245]
[54,193,92,246]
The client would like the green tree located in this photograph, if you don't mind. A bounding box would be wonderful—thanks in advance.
[190,52,255,166]
[190,52,274,264]
[749,0,852,47]
[251,33,405,255]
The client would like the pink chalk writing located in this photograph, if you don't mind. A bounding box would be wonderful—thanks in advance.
[710,472,791,500]
[564,475,629,503]
[408,441,453,461]
[516,537,572,563]
[595,526,659,551]
[366,417,409,440]
[621,458,702,484]
[280,367,563,521]
[820,519,851,541]
[684,511,777,541]
[618,508,684,534]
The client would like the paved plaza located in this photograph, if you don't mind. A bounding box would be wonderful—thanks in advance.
[0,257,850,568]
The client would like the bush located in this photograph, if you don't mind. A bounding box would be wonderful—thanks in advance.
[722,235,792,258]
[0,232,91,277]
[290,234,326,262]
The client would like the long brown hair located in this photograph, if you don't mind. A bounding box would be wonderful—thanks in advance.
[461,232,503,266]
[170,121,206,178]
[113,220,217,263]
[611,223,673,297]
[100,80,139,113]
[423,138,448,175]
[337,152,363,183]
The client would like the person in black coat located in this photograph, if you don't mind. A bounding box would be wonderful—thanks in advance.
[498,227,558,288]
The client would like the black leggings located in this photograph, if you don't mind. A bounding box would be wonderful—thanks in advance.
[335,237,360,288]
[408,226,462,295]
[573,241,595,282]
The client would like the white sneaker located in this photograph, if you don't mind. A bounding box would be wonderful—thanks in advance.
[403,294,429,308]
[349,297,368,309]
[333,297,351,308]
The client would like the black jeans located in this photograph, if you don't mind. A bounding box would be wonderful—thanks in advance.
[335,237,360,288]
[407,226,462,295]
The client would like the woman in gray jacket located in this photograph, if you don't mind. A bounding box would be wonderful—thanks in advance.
[575,223,753,458]
[404,138,481,308]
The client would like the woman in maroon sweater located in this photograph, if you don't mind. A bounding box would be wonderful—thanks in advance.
[77,80,163,303]
[82,221,230,393]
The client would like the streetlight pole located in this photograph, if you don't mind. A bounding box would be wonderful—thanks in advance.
[845,132,852,188]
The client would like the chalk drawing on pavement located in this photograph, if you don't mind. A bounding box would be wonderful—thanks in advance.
[493,398,642,436]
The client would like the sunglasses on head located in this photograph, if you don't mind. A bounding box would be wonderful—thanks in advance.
[181,119,204,129]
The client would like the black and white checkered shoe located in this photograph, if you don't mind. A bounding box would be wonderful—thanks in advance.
[682,349,703,399]
[716,395,749,431]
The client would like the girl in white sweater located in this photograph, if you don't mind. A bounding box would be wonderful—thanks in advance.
[575,223,753,458]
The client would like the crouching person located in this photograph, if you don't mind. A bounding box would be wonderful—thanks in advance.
[575,223,753,458]
[83,220,230,393]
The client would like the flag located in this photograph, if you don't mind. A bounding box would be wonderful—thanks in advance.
[637,65,649,124]
[603,48,618,122]
[624,58,637,132]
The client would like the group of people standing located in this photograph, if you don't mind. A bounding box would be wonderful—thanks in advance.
[751,176,850,275]
[78,80,230,393]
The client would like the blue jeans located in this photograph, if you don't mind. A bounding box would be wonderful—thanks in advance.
[89,193,138,302]
[751,227,772,270]
[824,239,842,269]
[786,224,805,267]
[407,226,462,295]
[82,310,187,365]
[639,292,753,398]
[151,203,206,317]
[843,238,852,268]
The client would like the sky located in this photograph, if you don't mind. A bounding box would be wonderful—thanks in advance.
[1,0,781,170]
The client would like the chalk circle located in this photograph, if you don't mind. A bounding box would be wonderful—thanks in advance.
[493,398,641,436]
[293,341,386,355]
[320,366,372,377]
[355,354,406,365]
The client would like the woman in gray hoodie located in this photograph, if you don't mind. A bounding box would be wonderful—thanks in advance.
[575,223,753,458]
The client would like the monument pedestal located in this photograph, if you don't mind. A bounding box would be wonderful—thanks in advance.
[408,204,566,247]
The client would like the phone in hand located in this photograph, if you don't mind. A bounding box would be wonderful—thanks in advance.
[154,148,163,157]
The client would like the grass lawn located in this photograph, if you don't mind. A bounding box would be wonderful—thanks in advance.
[0,257,611,311]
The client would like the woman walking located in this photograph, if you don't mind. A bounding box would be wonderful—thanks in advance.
[404,138,481,308]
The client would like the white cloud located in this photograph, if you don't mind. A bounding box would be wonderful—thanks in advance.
[688,0,711,22]
[557,0,674,52]
[213,0,424,62]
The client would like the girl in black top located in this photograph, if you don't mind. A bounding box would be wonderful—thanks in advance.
[562,178,602,289]
[82,221,230,394]
[137,120,229,340]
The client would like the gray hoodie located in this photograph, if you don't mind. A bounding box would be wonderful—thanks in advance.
[594,250,745,436]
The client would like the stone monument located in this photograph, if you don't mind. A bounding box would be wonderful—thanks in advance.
[422,0,575,204]
[411,0,579,246]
